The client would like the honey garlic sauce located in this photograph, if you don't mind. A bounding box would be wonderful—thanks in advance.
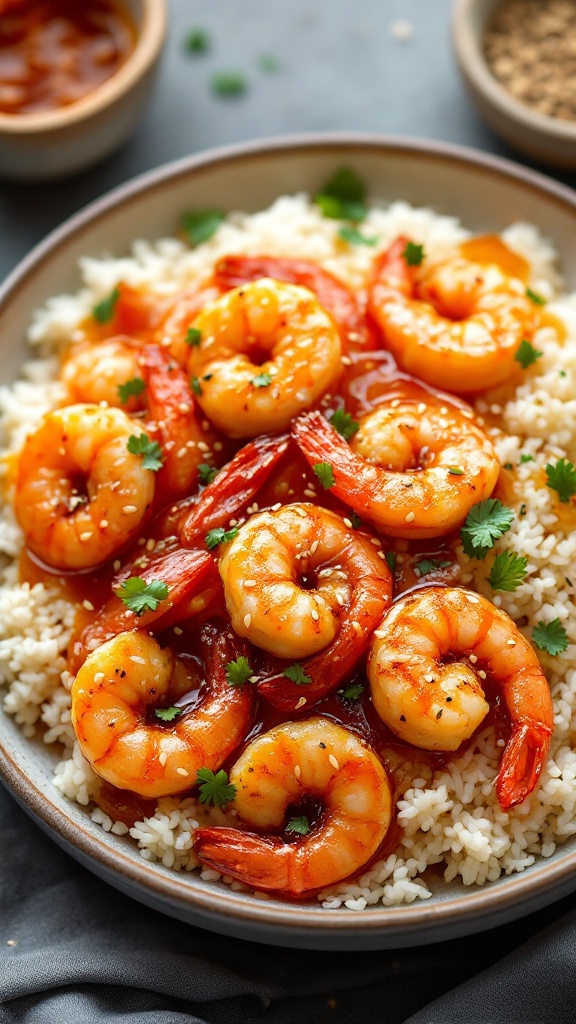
[0,0,135,115]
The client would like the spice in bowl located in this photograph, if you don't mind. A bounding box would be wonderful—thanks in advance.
[0,0,136,115]
[484,0,576,121]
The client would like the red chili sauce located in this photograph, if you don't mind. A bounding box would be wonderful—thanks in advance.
[0,0,135,115]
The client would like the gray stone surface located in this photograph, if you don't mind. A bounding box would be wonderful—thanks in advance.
[0,0,567,283]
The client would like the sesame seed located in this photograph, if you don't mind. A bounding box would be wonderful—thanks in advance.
[244,580,257,588]
[178,403,191,414]
[82,599,94,611]
[176,767,189,776]
[370,537,382,547]
[404,511,415,523]
[79,531,93,542]
[374,629,387,638]
[335,593,345,606]
[93,672,105,684]
[377,551,387,560]
[173,626,183,636]
[310,540,319,554]
[423,673,435,683]
[343,518,353,528]
[197,441,210,453]
[58,446,66,456]
[113,560,121,571]
[146,538,156,552]
[295,697,307,709]
[159,752,168,766]
[99,519,108,529]
[303,489,316,499]
[122,505,138,514]
[271,502,282,512]
[507,639,516,646]
[351,620,362,635]
[244,613,252,628]
[214,441,223,452]
[248,675,259,684]
[417,403,426,414]
[469,653,478,664]
[440,406,448,415]
[341,355,352,366]
[328,754,339,769]
[177,447,188,459]
[294,765,301,780]
[130,656,146,665]
[468,595,480,604]
[390,398,400,408]
[478,669,487,680]
[311,609,320,621]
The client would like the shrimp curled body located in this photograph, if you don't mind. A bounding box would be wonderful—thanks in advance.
[292,400,499,539]
[367,587,554,809]
[71,628,254,798]
[60,339,144,410]
[369,238,537,392]
[188,278,342,437]
[194,718,392,896]
[14,404,154,570]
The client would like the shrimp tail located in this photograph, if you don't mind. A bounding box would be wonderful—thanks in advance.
[194,827,292,892]
[292,410,373,513]
[258,574,391,712]
[496,722,553,810]
[368,236,414,307]
[178,433,290,545]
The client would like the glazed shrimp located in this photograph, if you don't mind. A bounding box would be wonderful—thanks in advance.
[194,718,392,896]
[60,339,145,410]
[14,404,154,570]
[71,626,255,798]
[214,255,377,351]
[292,399,499,539]
[367,587,554,809]
[369,237,537,392]
[187,278,342,437]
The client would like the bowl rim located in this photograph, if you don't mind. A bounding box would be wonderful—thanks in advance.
[1,131,576,943]
[452,0,576,141]
[0,0,167,135]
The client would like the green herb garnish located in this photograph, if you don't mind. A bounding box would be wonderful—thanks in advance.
[314,167,367,223]
[488,551,528,592]
[448,466,464,476]
[283,663,312,685]
[225,656,254,687]
[526,287,546,306]
[350,511,363,529]
[211,71,247,97]
[185,327,202,347]
[338,225,377,246]
[341,682,364,702]
[181,209,225,247]
[191,376,202,396]
[415,558,451,577]
[127,433,163,472]
[286,816,310,836]
[205,526,238,550]
[514,339,543,369]
[117,377,145,404]
[155,706,182,722]
[93,286,120,324]
[185,29,210,54]
[532,618,569,656]
[520,454,535,463]
[402,241,425,266]
[198,463,218,485]
[329,407,360,441]
[460,499,515,559]
[385,551,397,572]
[196,768,236,807]
[252,372,272,388]
[312,462,335,489]
[545,458,576,503]
[116,577,169,616]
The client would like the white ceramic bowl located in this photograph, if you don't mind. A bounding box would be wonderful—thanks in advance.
[1,134,576,949]
[0,0,167,181]
[452,0,576,168]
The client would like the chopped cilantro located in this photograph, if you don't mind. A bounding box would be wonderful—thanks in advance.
[211,71,247,97]
[127,433,163,472]
[341,682,364,701]
[191,376,202,396]
[329,407,359,441]
[532,618,569,656]
[205,526,238,550]
[385,551,397,572]
[198,463,218,485]
[312,462,335,489]
[519,503,527,516]
[350,511,363,529]
[460,498,515,559]
[116,577,169,616]
[504,463,514,471]
[449,466,464,476]
[526,287,546,306]
[402,241,426,266]
[185,327,202,347]
[488,551,528,592]
[314,166,367,223]
[283,663,312,685]
[545,458,576,503]
[286,815,310,836]
[225,656,253,687]
[181,208,225,247]
[251,372,272,388]
[185,28,210,53]
[338,224,377,246]
[259,54,280,72]
[415,558,451,577]
[117,377,145,404]
[520,454,535,463]
[196,767,236,807]
[92,286,120,324]
[514,339,543,369]
[154,706,182,722]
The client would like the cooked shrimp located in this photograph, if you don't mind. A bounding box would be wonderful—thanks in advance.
[369,237,537,392]
[214,255,377,351]
[367,587,554,809]
[71,626,255,798]
[187,278,342,437]
[220,502,392,658]
[14,404,154,570]
[60,339,144,410]
[155,281,224,367]
[291,398,499,539]
[194,718,392,896]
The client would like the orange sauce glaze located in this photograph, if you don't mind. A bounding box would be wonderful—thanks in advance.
[17,236,546,861]
[0,0,135,115]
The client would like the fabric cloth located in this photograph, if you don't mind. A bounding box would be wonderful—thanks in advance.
[1,786,575,1023]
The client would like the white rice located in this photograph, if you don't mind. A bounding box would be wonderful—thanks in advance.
[1,193,575,909]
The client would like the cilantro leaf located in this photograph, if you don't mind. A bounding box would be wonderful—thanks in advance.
[403,242,425,266]
[225,656,253,687]
[127,433,163,472]
[191,376,202,396]
[117,377,145,404]
[181,208,225,247]
[198,463,218,485]
[415,558,451,577]
[532,618,569,656]
[329,407,359,441]
[449,466,464,476]
[185,28,210,54]
[520,453,535,463]
[460,499,515,559]
[211,71,247,97]
[185,327,202,347]
[385,551,397,572]
[488,551,528,592]
[116,577,169,616]
[92,286,120,324]
[545,458,576,503]
[314,167,367,223]
[155,706,182,722]
[341,682,364,701]
[286,815,310,836]
[350,511,363,529]
[514,339,543,369]
[283,663,312,685]
[312,462,335,489]
[338,225,377,247]
[526,287,546,306]
[252,372,272,388]
[205,526,238,550]
[196,767,236,807]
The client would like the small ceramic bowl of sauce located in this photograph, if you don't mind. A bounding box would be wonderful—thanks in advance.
[0,0,166,180]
